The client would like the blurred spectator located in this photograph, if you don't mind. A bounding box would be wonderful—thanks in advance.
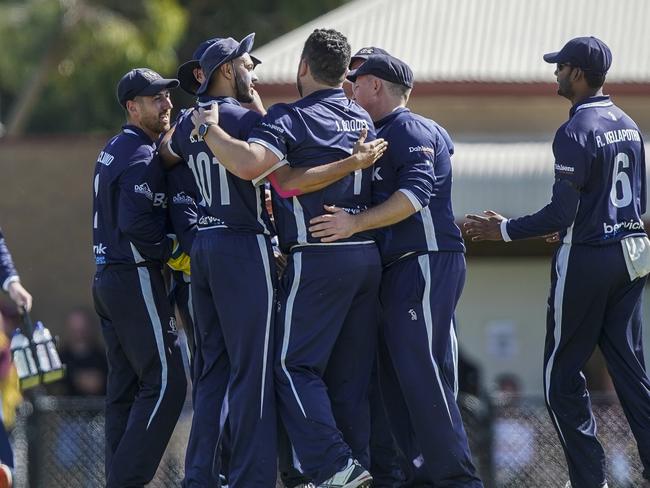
[492,374,535,488]
[458,349,481,396]
[53,308,107,396]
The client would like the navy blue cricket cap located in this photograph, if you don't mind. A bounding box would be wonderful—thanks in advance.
[178,37,261,95]
[349,46,389,68]
[196,33,257,96]
[117,68,179,107]
[347,54,413,89]
[543,36,612,75]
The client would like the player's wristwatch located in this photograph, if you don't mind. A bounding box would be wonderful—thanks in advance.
[198,121,216,139]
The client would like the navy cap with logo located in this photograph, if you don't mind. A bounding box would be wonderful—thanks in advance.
[349,46,389,68]
[178,37,261,95]
[196,33,257,96]
[117,68,179,107]
[347,54,414,88]
[543,36,612,75]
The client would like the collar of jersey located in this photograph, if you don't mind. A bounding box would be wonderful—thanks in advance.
[121,124,154,144]
[374,106,410,129]
[197,96,240,108]
[570,95,612,117]
[302,87,346,101]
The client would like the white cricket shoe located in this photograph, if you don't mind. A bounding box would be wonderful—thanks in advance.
[317,459,372,488]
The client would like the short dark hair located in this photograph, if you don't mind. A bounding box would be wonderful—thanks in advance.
[301,29,351,86]
[583,70,606,89]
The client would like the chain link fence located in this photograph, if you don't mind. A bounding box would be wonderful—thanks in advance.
[9,394,647,487]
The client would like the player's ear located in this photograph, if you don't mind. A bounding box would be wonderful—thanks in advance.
[220,63,233,80]
[298,58,309,77]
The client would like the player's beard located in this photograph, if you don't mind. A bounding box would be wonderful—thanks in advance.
[557,72,575,99]
[142,109,170,136]
[233,63,254,103]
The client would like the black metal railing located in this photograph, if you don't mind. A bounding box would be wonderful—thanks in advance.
[9,394,646,487]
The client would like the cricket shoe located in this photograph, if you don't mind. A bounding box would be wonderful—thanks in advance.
[317,459,372,488]
[0,464,11,488]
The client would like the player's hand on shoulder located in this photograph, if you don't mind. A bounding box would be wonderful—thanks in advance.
[353,128,388,169]
[309,205,357,243]
[463,210,505,241]
[190,103,220,139]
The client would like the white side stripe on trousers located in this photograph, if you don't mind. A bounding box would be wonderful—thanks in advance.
[418,254,453,424]
[280,253,307,417]
[257,235,274,419]
[450,318,459,400]
[544,242,571,447]
[135,267,169,430]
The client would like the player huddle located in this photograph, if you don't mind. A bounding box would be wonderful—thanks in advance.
[91,28,650,488]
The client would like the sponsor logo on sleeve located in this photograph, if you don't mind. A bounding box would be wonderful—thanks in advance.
[261,122,285,134]
[408,146,435,154]
[134,182,154,200]
[554,163,575,174]
[97,151,114,166]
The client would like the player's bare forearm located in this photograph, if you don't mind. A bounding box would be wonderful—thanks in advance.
[270,129,387,198]
[309,191,417,242]
[270,151,383,197]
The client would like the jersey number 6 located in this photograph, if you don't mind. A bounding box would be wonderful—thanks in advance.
[610,152,633,208]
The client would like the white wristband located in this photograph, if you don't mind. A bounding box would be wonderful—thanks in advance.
[500,219,512,242]
[2,275,20,292]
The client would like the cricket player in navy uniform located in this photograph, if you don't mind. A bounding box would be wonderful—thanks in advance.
[465,37,650,488]
[164,34,282,488]
[309,54,483,487]
[192,29,390,488]
[91,68,187,488]
[0,227,32,488]
[349,45,406,488]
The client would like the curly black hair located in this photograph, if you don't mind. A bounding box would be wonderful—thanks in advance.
[301,29,351,86]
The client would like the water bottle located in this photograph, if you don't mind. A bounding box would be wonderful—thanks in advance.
[32,322,52,372]
[33,321,62,371]
[10,328,38,380]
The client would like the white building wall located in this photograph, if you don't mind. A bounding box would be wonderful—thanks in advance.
[458,258,650,396]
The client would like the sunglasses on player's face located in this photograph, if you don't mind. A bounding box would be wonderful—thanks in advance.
[557,63,573,72]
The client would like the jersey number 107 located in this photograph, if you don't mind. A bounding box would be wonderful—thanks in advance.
[188,152,230,207]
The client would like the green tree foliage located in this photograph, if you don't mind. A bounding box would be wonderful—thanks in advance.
[0,0,187,134]
[0,0,347,134]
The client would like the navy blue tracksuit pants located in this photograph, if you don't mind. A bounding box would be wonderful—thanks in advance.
[93,264,187,488]
[275,244,381,484]
[170,271,198,380]
[379,252,482,487]
[184,230,277,488]
[545,242,650,487]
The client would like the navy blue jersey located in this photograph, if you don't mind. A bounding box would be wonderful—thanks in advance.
[506,96,646,244]
[92,125,171,266]
[166,164,198,254]
[169,96,272,235]
[248,88,376,252]
[0,228,18,291]
[372,108,464,265]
